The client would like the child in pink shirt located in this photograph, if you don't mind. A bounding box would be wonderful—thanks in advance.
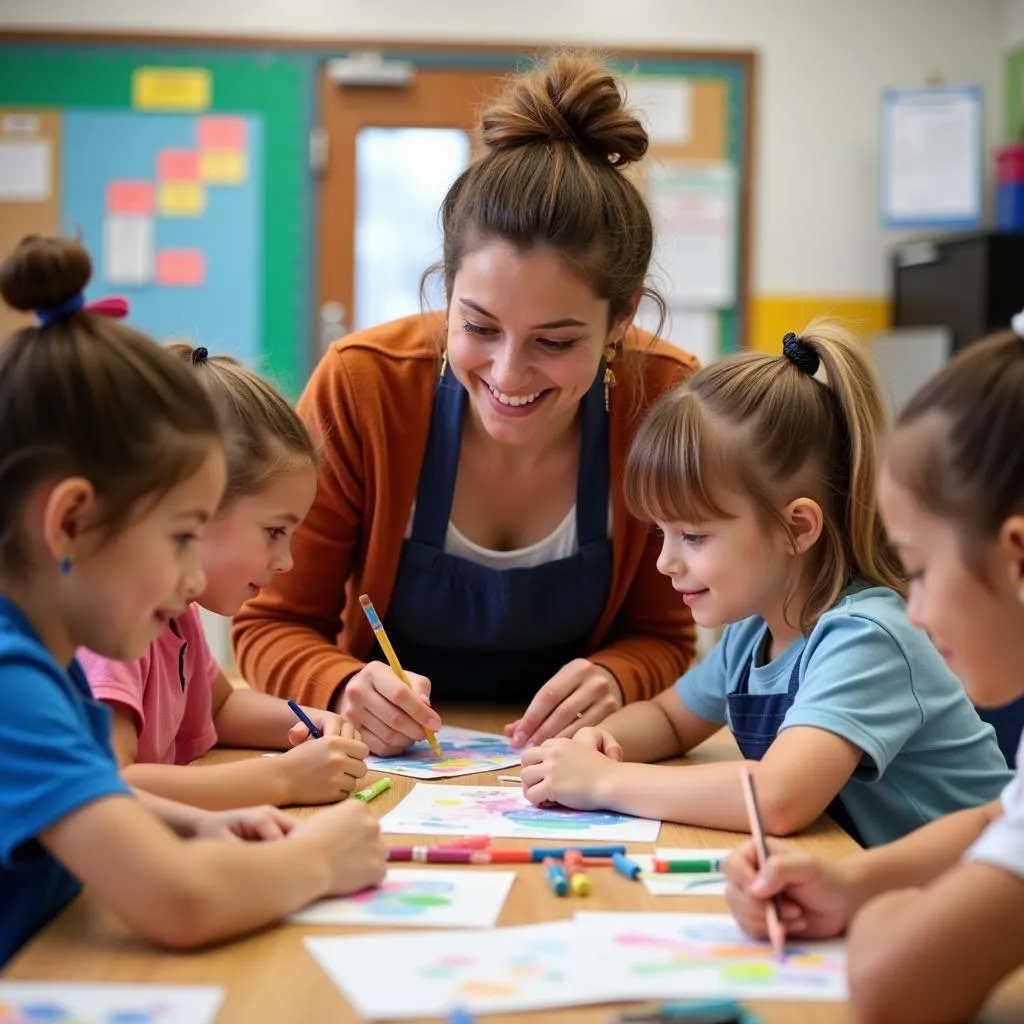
[81,344,368,809]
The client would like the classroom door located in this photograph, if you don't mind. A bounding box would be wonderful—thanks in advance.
[318,64,507,348]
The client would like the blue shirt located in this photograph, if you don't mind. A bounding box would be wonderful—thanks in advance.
[0,598,129,966]
[676,585,1012,846]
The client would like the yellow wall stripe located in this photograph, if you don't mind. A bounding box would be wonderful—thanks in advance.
[749,295,891,354]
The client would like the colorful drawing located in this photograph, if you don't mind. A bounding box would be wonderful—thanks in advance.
[574,912,848,1002]
[379,783,661,842]
[289,868,515,929]
[365,726,521,780]
[633,848,733,897]
[0,984,223,1024]
[304,921,589,1019]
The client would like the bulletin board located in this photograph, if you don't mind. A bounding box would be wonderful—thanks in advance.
[0,46,312,395]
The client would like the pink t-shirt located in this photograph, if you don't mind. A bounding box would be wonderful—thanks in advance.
[78,603,220,766]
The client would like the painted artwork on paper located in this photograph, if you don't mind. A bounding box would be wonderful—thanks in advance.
[364,727,520,780]
[575,912,848,1002]
[289,868,515,928]
[0,983,223,1024]
[379,783,660,843]
[304,921,589,1019]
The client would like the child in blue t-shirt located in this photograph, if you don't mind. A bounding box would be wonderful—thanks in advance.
[0,235,385,967]
[723,319,1024,1021]
[521,321,1009,845]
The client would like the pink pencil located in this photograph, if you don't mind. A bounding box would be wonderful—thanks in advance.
[739,765,786,962]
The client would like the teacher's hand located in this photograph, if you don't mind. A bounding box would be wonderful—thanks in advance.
[334,661,441,756]
[504,658,622,749]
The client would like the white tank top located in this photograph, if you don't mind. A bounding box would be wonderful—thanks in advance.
[405,502,611,570]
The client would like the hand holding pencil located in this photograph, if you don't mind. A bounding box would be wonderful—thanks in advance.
[357,594,444,758]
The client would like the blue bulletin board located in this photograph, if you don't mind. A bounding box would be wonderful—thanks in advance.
[63,110,262,362]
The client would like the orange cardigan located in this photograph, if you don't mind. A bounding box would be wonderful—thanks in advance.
[232,313,699,708]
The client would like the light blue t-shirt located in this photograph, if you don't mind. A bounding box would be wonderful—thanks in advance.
[676,584,1011,847]
[0,597,129,966]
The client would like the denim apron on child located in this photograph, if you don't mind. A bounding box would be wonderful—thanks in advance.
[380,363,613,705]
[727,654,865,845]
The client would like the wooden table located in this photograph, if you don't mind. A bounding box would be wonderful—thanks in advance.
[5,707,1023,1023]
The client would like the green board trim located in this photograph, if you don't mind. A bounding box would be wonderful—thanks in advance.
[1007,47,1024,143]
[0,43,312,396]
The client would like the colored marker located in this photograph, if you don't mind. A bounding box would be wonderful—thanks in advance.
[652,857,723,874]
[448,1009,478,1024]
[528,845,626,861]
[496,775,522,783]
[286,699,322,740]
[387,846,474,864]
[352,777,391,803]
[614,998,744,1023]
[740,765,786,962]
[544,856,569,896]
[612,851,643,880]
[438,835,491,850]
[359,594,443,758]
[471,849,530,864]
[564,851,591,896]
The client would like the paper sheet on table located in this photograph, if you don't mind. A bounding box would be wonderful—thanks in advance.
[365,726,520,780]
[0,982,223,1023]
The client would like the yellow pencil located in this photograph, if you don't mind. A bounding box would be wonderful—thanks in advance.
[358,593,443,758]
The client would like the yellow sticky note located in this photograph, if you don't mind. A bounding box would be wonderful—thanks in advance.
[133,68,211,112]
[199,149,247,185]
[158,181,206,217]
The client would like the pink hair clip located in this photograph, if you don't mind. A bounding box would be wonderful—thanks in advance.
[84,296,129,318]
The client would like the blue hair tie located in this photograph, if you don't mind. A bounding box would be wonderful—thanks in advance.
[36,293,85,326]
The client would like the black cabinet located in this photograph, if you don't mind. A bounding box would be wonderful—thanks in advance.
[892,232,1024,351]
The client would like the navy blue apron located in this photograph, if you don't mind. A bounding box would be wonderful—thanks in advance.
[380,363,613,704]
[727,644,864,845]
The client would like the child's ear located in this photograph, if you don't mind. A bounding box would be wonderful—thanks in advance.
[782,497,824,555]
[998,515,1024,601]
[41,477,96,564]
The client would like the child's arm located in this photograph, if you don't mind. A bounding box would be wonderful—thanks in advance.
[208,671,343,749]
[130,786,295,841]
[523,723,859,831]
[40,793,387,949]
[579,687,722,763]
[110,706,369,810]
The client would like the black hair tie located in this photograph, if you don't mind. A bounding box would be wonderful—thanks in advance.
[782,332,820,376]
[191,346,209,365]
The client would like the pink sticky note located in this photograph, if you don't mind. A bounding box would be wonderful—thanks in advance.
[156,248,205,287]
[157,149,200,181]
[196,116,247,151]
[107,180,154,215]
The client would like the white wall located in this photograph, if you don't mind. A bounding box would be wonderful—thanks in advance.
[1,0,1002,299]
[1000,0,1024,48]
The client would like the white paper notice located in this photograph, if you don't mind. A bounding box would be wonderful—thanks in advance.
[624,76,692,145]
[104,215,155,285]
[882,87,981,224]
[0,140,51,200]
[649,160,737,309]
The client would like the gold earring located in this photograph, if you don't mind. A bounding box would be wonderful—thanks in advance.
[603,364,617,412]
[439,349,448,382]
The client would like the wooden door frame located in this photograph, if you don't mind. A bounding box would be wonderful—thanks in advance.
[2,32,756,354]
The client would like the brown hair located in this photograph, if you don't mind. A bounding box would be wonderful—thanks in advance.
[164,342,316,507]
[887,329,1024,561]
[425,50,665,380]
[625,319,906,632]
[0,235,225,579]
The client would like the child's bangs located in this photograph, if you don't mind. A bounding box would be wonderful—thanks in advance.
[624,391,739,525]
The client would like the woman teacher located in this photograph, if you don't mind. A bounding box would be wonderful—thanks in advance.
[233,52,699,755]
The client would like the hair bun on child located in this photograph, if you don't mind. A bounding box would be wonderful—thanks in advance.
[0,234,92,317]
[782,332,821,376]
[480,52,648,168]
[191,346,209,365]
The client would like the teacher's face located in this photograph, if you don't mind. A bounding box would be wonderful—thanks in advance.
[446,242,616,447]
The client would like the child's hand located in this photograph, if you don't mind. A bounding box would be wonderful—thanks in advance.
[723,840,852,940]
[571,725,623,761]
[279,734,369,805]
[520,737,617,810]
[287,707,356,744]
[291,799,388,896]
[194,805,297,842]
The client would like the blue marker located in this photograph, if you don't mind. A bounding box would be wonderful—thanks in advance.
[529,844,626,862]
[544,857,569,896]
[448,1010,478,1024]
[287,699,323,739]
[612,851,643,880]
